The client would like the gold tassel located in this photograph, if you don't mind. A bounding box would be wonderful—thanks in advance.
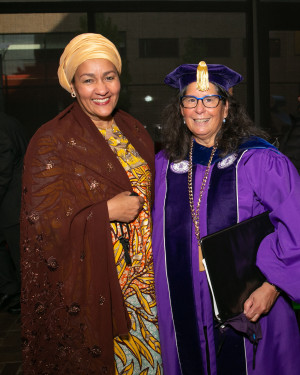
[196,61,209,91]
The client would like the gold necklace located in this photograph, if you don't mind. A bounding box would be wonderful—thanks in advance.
[188,138,217,270]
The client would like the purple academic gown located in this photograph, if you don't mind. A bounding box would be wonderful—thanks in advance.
[152,141,300,375]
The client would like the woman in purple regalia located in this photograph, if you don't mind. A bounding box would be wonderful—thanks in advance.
[152,60,300,375]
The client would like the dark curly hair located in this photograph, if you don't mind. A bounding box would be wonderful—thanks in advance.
[161,83,269,162]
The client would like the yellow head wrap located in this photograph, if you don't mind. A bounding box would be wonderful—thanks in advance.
[57,33,122,93]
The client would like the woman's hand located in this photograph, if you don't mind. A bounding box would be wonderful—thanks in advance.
[107,191,144,223]
[243,282,280,322]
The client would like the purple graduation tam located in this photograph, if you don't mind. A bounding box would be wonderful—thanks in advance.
[164,61,243,92]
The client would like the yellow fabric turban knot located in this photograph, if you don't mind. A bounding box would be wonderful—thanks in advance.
[57,33,122,93]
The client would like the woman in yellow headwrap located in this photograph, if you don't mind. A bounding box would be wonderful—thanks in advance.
[20,33,162,375]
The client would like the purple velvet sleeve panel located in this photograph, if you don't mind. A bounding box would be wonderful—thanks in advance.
[152,151,182,375]
[237,148,300,301]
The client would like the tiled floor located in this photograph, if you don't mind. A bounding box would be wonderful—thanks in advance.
[0,311,22,375]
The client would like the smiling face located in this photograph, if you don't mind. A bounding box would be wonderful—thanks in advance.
[181,81,228,147]
[70,58,121,129]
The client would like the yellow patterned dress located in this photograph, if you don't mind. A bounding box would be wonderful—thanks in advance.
[99,123,163,375]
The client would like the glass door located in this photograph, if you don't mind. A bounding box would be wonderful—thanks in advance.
[0,13,87,136]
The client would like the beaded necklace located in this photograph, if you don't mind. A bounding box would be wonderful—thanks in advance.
[188,139,217,270]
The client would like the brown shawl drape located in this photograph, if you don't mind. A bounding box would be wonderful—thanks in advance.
[20,101,155,375]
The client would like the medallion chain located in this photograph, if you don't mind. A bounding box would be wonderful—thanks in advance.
[188,139,217,247]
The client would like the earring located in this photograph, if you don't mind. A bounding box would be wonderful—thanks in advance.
[71,92,76,98]
[183,118,186,124]
[223,118,226,124]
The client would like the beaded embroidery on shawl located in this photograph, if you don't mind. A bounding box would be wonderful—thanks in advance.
[21,122,129,374]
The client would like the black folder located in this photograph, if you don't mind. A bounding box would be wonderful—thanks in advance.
[201,211,274,323]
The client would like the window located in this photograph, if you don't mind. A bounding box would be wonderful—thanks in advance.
[139,38,179,58]
[1,32,77,77]
[0,13,87,135]
[0,11,247,141]
[184,38,231,59]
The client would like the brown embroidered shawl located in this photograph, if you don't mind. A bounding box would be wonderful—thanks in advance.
[20,101,155,374]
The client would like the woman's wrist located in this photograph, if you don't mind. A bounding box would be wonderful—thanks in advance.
[266,281,281,294]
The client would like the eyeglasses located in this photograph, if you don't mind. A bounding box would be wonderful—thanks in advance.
[180,94,224,108]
